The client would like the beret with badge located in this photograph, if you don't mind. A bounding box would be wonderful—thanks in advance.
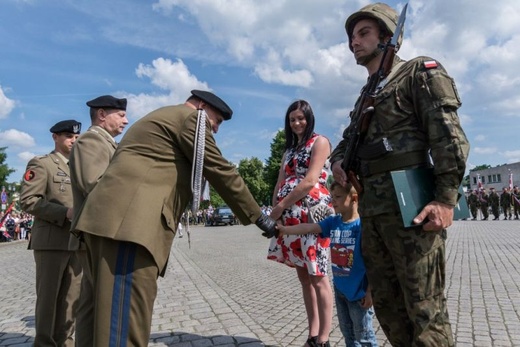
[86,95,127,111]
[49,119,82,134]
[191,90,233,120]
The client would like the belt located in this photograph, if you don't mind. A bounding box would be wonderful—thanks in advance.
[359,150,430,177]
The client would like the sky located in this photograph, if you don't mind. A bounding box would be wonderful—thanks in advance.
[1,0,520,183]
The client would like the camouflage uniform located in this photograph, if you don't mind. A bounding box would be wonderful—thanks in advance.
[512,187,520,219]
[479,190,489,220]
[500,188,512,220]
[331,6,469,345]
[488,188,500,220]
[467,191,480,220]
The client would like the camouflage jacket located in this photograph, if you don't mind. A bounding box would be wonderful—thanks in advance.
[331,56,470,217]
[488,192,500,206]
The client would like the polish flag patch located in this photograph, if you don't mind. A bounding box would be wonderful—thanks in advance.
[424,60,438,69]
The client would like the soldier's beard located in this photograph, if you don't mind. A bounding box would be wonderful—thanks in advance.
[356,47,383,66]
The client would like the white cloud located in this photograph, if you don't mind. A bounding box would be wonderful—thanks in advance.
[475,135,486,142]
[0,86,16,119]
[18,151,36,161]
[0,129,35,148]
[125,58,210,119]
[474,147,497,155]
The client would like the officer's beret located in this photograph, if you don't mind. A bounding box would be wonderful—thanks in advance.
[86,95,127,110]
[191,90,233,120]
[49,120,82,134]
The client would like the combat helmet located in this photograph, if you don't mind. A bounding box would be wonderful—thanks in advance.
[345,2,402,52]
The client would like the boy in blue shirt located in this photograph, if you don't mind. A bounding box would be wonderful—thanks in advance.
[278,182,378,347]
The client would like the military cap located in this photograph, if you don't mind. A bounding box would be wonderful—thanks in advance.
[191,90,233,120]
[86,95,127,110]
[49,119,82,134]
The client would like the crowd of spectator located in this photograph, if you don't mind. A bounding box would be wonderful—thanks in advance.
[0,210,34,242]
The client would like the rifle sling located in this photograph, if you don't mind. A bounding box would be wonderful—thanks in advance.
[359,150,429,177]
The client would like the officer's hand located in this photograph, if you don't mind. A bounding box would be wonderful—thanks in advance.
[413,201,454,231]
[331,161,347,187]
[255,214,279,238]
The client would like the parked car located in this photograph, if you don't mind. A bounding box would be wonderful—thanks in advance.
[209,206,235,226]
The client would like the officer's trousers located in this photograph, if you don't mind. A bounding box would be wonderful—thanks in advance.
[84,233,159,347]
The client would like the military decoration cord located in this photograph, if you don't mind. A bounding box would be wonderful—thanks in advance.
[191,109,206,214]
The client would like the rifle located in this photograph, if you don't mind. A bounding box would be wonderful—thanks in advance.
[341,3,408,194]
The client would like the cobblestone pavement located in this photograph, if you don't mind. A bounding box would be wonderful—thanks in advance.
[1,220,520,346]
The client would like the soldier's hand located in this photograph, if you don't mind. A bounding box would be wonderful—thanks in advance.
[255,214,279,238]
[414,201,454,232]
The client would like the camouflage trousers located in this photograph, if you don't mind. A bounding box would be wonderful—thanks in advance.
[361,213,454,347]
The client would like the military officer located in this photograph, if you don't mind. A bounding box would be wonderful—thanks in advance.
[488,187,500,220]
[20,120,82,346]
[71,90,277,346]
[330,3,469,346]
[500,187,512,220]
[69,95,128,346]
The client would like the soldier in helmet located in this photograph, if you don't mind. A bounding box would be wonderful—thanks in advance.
[479,188,489,220]
[330,3,469,346]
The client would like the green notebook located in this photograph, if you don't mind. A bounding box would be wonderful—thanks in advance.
[391,167,470,228]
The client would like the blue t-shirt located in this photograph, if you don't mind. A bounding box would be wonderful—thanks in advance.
[318,215,368,301]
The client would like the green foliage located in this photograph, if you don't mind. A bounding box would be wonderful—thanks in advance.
[262,130,285,204]
[237,157,269,205]
[470,164,491,172]
[0,147,15,188]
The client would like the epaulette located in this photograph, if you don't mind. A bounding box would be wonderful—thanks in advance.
[35,155,48,159]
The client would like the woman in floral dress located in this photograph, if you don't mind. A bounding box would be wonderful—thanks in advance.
[267,100,333,347]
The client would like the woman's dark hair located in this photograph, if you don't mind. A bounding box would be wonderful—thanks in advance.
[284,99,315,150]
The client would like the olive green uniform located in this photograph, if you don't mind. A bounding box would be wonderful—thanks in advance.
[488,190,500,220]
[72,104,264,346]
[467,192,479,220]
[500,190,512,220]
[512,188,520,219]
[331,56,469,346]
[20,151,82,347]
[479,190,489,220]
[69,126,117,347]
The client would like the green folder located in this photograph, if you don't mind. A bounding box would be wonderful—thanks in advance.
[391,167,470,228]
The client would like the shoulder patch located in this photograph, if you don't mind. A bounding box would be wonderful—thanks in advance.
[424,60,438,69]
[24,170,35,181]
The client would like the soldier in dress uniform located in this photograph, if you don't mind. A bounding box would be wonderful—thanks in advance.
[69,95,128,346]
[71,90,277,346]
[20,120,82,346]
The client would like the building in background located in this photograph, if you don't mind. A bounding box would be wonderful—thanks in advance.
[469,162,520,191]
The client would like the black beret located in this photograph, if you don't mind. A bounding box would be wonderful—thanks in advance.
[191,90,233,120]
[86,95,127,111]
[49,120,82,134]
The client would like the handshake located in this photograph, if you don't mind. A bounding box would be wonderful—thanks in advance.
[255,214,279,238]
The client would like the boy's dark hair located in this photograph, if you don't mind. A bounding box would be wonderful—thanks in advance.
[329,181,357,195]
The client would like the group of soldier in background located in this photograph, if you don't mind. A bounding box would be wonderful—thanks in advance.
[467,185,520,220]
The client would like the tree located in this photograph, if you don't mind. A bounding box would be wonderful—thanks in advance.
[0,147,15,188]
[263,130,285,205]
[469,164,491,172]
[237,157,269,205]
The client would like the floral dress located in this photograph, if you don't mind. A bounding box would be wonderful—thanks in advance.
[267,133,332,276]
